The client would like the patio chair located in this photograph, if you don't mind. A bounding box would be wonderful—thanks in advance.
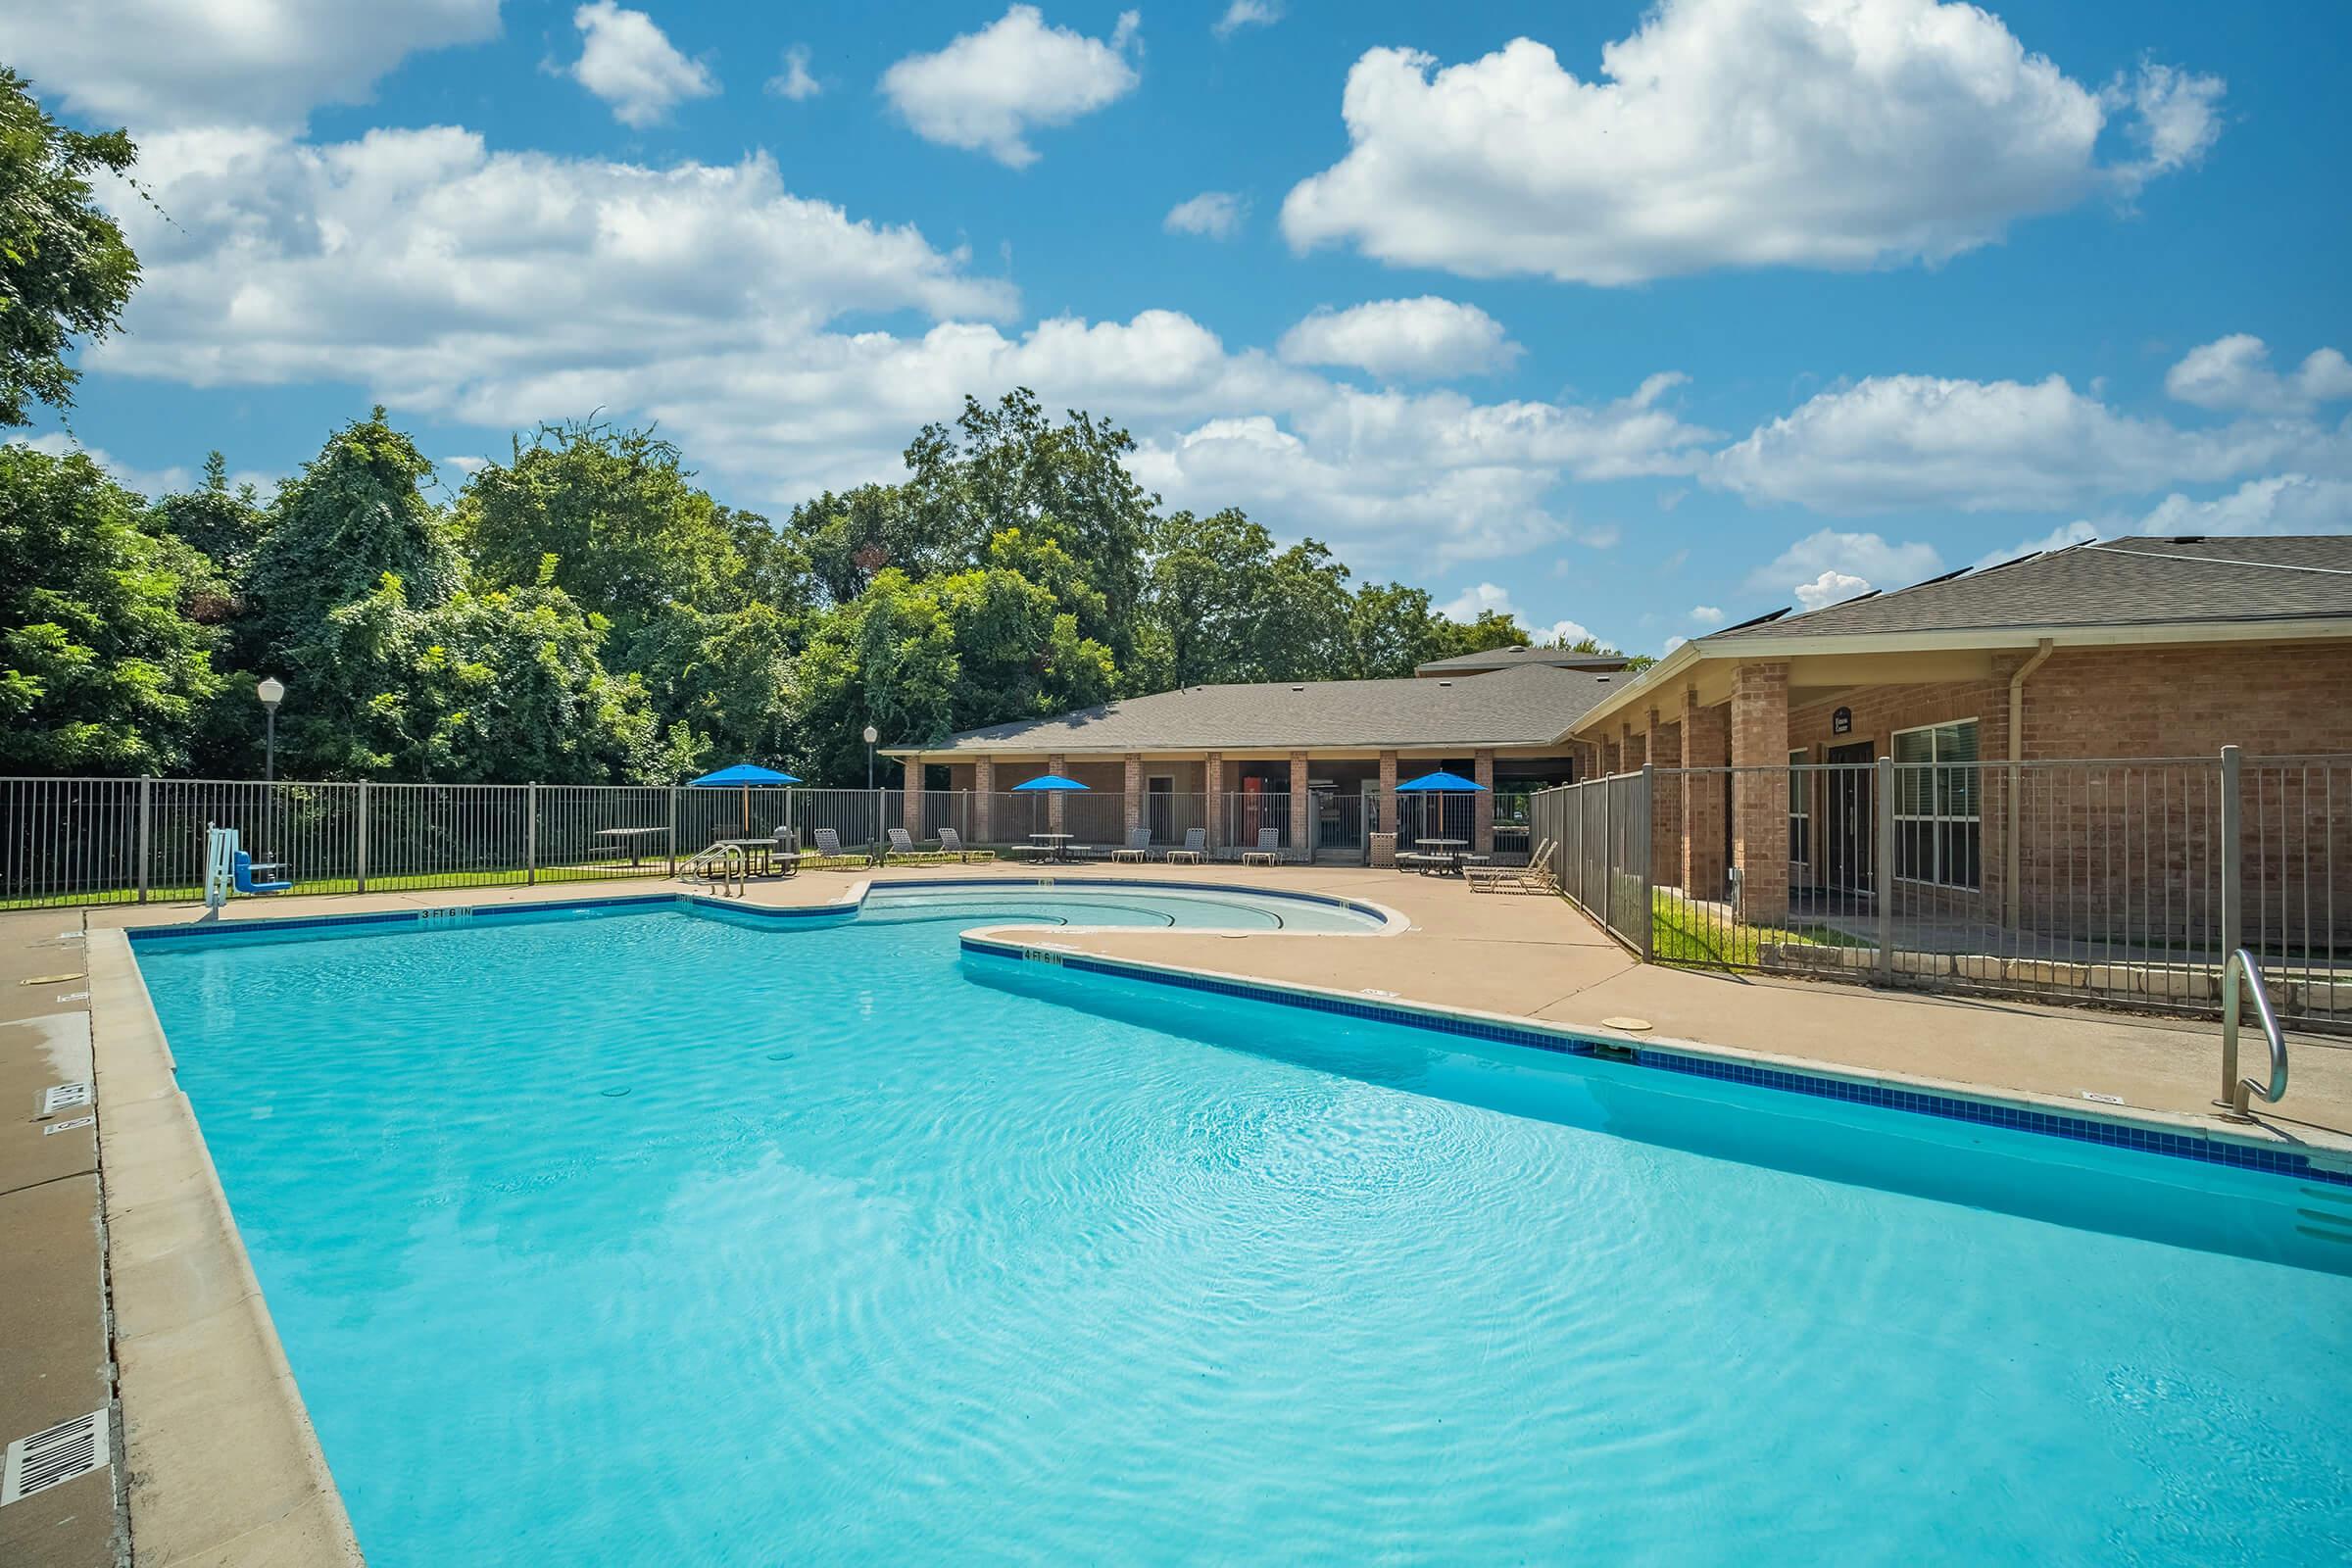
[936,827,993,862]
[1109,828,1152,862]
[885,827,956,865]
[1239,827,1286,866]
[1164,827,1207,864]
[1468,840,1554,894]
[810,827,866,867]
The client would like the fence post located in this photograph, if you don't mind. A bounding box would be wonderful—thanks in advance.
[1638,765,1655,957]
[1875,756,1895,983]
[136,777,153,904]
[667,788,679,875]
[526,783,538,885]
[2219,744,2242,960]
[356,781,369,893]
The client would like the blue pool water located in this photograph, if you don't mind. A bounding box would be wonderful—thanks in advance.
[135,891,2351,1564]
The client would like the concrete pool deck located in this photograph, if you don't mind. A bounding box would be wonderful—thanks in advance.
[7,863,2349,1564]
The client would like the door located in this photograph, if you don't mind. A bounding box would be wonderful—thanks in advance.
[1824,741,1875,894]
[1146,775,1174,842]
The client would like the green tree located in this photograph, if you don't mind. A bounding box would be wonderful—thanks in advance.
[456,420,745,634]
[245,409,462,667]
[0,442,220,772]
[1424,609,1533,662]
[0,70,140,427]
[783,481,959,608]
[149,452,266,593]
[1341,582,1444,679]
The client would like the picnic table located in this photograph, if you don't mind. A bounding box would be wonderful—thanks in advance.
[596,825,670,865]
[1406,837,1470,874]
[1027,832,1074,863]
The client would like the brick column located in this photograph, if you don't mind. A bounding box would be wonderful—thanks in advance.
[902,754,926,836]
[1682,686,1728,898]
[1289,752,1312,855]
[1377,750,1398,836]
[1204,752,1224,849]
[1048,752,1068,833]
[1730,662,1790,924]
[1122,753,1144,837]
[1647,709,1683,888]
[1621,720,1645,770]
[1473,749,1495,852]
[1601,737,1620,775]
[973,756,995,842]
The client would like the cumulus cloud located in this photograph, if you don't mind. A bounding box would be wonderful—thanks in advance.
[1688,605,1725,624]
[766,44,820,102]
[2165,335,2352,415]
[1164,191,1248,240]
[1280,0,2223,284]
[0,0,500,129]
[881,5,1140,168]
[1439,586,1599,647]
[1213,1,1280,37]
[567,2,717,126]
[1277,297,1521,381]
[9,433,277,500]
[2135,474,2352,537]
[1708,373,2330,514]
[1792,569,1874,611]
[1745,528,1942,609]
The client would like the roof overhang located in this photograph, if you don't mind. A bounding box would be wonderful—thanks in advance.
[1569,616,2352,736]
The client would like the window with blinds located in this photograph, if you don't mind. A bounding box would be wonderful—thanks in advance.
[1892,719,1981,889]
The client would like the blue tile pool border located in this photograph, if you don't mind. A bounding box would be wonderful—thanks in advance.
[960,935,2352,1192]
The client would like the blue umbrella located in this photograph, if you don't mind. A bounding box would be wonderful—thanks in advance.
[690,763,802,786]
[1010,773,1089,791]
[1395,768,1485,843]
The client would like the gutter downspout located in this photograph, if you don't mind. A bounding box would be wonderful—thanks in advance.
[2004,638,2056,929]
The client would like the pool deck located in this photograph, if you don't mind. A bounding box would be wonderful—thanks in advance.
[6,863,2349,1565]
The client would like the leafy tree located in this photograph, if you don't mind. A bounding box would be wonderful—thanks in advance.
[456,420,744,635]
[148,452,266,602]
[245,408,462,667]
[627,601,800,768]
[281,569,686,783]
[0,442,220,771]
[0,70,140,427]
[1425,609,1533,662]
[784,481,959,608]
[1342,582,1444,679]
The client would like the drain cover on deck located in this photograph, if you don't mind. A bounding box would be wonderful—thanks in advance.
[1,1410,109,1505]
[1599,1016,1653,1033]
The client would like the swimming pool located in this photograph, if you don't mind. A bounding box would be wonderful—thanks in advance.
[132,894,2352,1564]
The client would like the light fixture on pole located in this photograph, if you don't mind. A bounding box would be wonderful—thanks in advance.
[257,676,287,782]
[863,724,879,791]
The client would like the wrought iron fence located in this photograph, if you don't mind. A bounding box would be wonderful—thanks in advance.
[1530,769,1651,950]
[1534,750,2351,1029]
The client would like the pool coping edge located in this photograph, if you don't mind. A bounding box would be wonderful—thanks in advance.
[87,927,366,1567]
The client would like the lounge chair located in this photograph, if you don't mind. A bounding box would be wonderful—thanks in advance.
[1468,840,1557,895]
[1109,828,1151,862]
[1164,827,1207,864]
[936,827,993,862]
[810,827,866,867]
[885,827,956,865]
[1239,827,1286,866]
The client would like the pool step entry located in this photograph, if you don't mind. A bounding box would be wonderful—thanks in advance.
[0,1409,109,1505]
[2295,1186,2352,1247]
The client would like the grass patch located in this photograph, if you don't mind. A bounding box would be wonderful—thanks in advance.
[1646,890,1875,968]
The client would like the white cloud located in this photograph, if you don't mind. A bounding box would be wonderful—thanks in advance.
[1968,519,2102,568]
[766,44,820,102]
[1709,373,2331,514]
[567,1,717,127]
[1688,605,1724,624]
[1277,297,1521,381]
[1213,1,1280,37]
[2165,335,2352,416]
[1745,528,1941,608]
[0,0,500,129]
[1792,569,1874,610]
[880,5,1141,168]
[1164,191,1247,240]
[1436,586,1604,647]
[2135,474,2352,537]
[1662,634,1688,654]
[442,454,489,476]
[9,433,277,501]
[1280,0,2222,284]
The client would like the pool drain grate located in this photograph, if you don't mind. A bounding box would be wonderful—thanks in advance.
[1,1410,109,1505]
[37,1082,92,1118]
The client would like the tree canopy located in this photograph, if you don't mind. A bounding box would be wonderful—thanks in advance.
[0,68,139,427]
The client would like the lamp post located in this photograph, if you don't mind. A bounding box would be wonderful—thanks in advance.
[257,676,286,781]
[863,724,881,859]
[863,724,879,791]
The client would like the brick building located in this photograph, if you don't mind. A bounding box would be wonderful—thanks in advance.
[1566,535,2352,933]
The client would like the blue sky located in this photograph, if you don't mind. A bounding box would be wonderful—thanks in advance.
[10,0,2348,654]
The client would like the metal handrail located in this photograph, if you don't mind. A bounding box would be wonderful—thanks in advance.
[681,842,746,899]
[2219,948,2289,1117]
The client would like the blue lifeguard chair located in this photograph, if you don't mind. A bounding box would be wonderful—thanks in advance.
[232,849,291,895]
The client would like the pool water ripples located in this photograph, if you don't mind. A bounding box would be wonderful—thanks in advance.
[133,892,2352,1565]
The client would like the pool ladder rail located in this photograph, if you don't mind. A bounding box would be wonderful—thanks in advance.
[682,842,748,899]
[2218,948,2289,1120]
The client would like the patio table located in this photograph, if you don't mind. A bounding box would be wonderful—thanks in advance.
[1415,837,1468,874]
[596,825,669,866]
[1029,832,1075,863]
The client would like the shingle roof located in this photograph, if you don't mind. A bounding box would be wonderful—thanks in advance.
[1412,647,1633,675]
[910,664,1623,754]
[1709,535,2352,643]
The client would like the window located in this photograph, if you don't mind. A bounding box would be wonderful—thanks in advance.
[1892,719,1981,889]
[1788,749,1810,865]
